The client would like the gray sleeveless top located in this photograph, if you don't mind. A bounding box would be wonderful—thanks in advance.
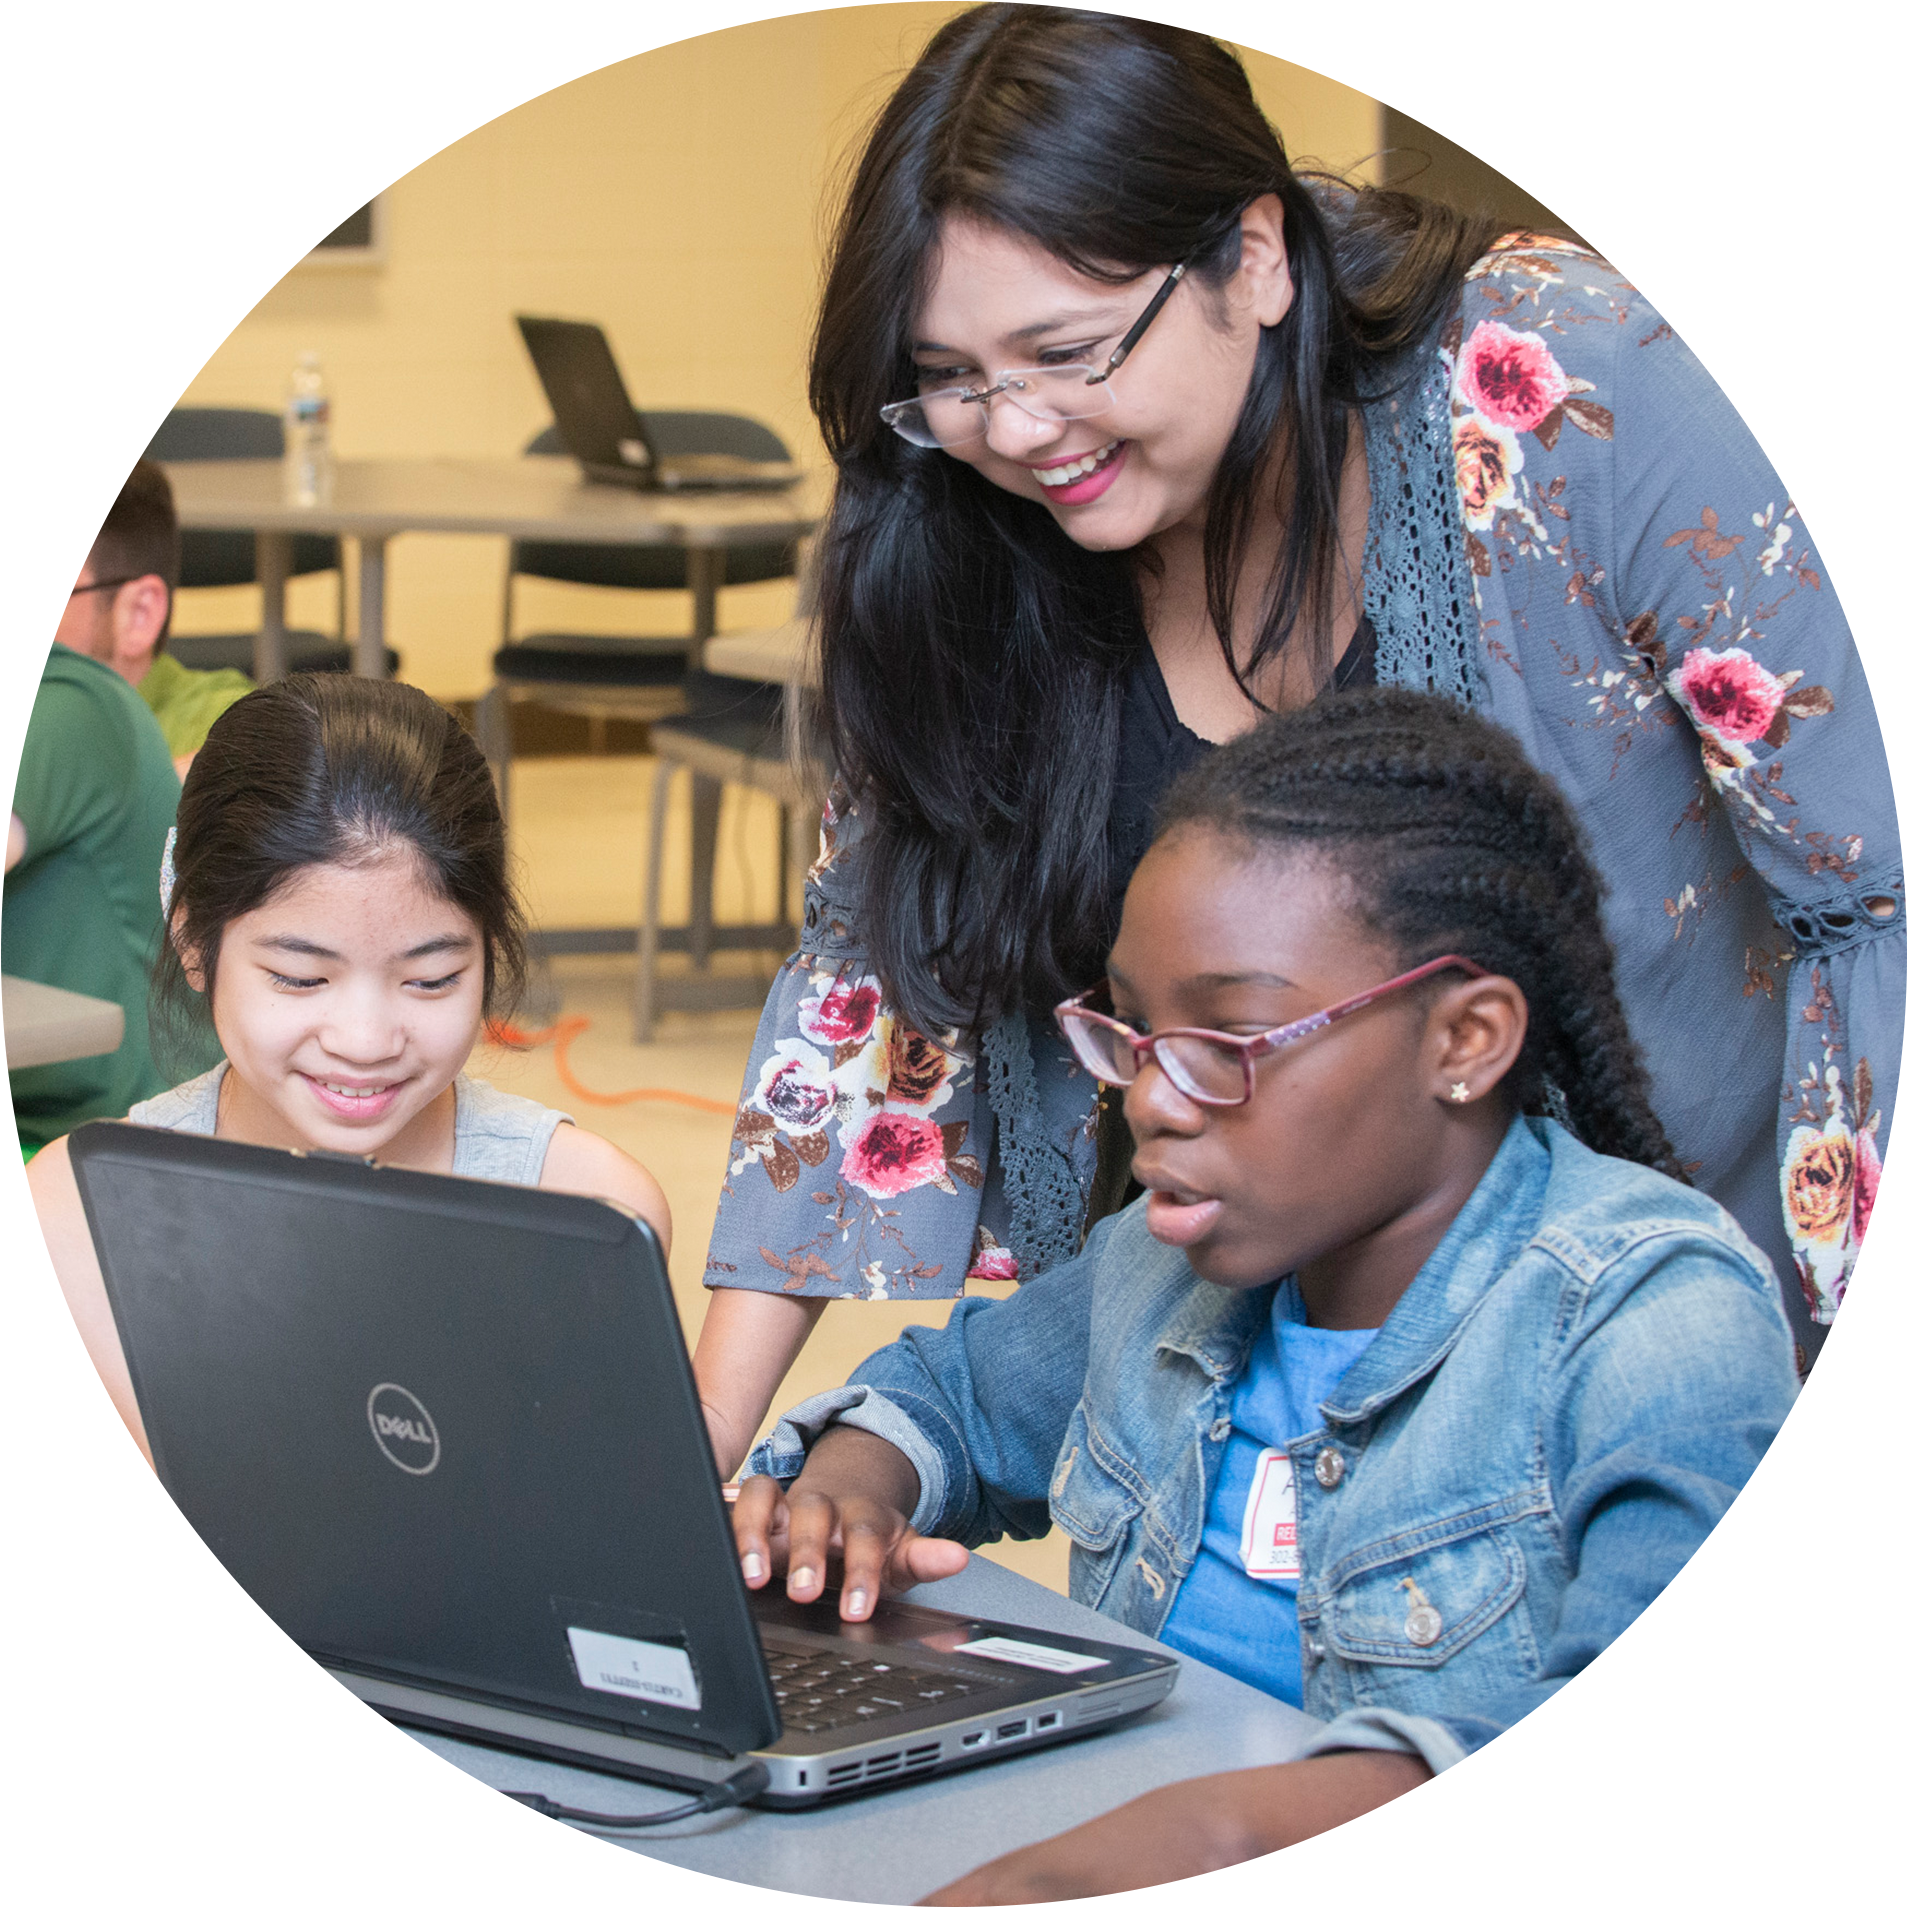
[128,1063,571,1186]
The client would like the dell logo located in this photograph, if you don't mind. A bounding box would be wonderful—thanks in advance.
[367,1382,440,1476]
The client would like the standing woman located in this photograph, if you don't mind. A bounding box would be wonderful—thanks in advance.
[694,4,1898,1473]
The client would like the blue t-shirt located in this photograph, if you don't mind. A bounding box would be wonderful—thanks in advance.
[1157,1277,1377,1706]
[1815,427,1907,556]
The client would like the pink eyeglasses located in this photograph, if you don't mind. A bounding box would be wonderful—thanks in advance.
[1055,955,1489,1107]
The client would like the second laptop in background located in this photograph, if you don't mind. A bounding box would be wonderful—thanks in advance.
[516,315,801,493]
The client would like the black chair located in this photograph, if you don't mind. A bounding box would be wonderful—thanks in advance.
[145,406,398,677]
[1807,1426,1899,1899]
[474,413,803,828]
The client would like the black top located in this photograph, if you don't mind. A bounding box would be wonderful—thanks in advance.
[1107,613,1377,907]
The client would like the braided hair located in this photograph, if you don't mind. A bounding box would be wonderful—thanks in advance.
[1153,688,1685,1179]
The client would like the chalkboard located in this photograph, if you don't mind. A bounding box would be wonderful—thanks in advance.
[0,0,377,265]
[302,198,382,268]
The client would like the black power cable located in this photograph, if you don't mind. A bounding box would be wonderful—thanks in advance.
[238,1685,766,1830]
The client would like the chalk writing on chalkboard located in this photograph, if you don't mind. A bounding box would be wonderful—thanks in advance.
[0,0,375,265]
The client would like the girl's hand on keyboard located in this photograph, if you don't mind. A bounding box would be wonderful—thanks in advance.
[729,1427,970,1622]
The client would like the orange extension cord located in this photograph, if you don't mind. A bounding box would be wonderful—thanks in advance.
[484,1016,738,1116]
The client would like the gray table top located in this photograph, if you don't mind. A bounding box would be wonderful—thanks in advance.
[162,457,822,548]
[701,618,817,686]
[2,973,125,1070]
[0,1487,1319,1907]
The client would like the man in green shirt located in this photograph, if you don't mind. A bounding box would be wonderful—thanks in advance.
[5,463,215,1150]
[45,436,249,774]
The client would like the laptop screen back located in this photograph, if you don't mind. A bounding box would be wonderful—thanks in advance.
[68,1123,778,1759]
[516,315,660,476]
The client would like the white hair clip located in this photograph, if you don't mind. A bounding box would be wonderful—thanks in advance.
[159,825,177,916]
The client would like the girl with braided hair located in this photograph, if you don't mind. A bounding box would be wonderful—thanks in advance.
[1162,687,1684,1179]
[729,688,1797,1901]
[698,5,1897,1475]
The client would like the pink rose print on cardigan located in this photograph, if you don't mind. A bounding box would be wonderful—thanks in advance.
[840,1108,951,1197]
[1671,646,1789,744]
[968,1227,1018,1281]
[798,976,882,1045]
[1783,983,1884,1321]
[1854,1125,1883,1245]
[1455,321,1570,433]
[1659,629,1838,815]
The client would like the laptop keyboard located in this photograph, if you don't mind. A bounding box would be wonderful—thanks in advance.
[763,1643,996,1735]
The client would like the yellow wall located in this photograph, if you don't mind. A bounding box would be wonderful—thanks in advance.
[174,5,1381,702]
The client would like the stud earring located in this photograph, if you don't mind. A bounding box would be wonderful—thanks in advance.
[1447,1081,1470,1104]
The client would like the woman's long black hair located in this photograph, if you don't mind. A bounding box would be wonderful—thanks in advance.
[1154,689,1684,1178]
[812,4,1503,1035]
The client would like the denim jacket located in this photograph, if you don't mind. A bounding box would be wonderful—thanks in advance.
[749,1118,1799,1772]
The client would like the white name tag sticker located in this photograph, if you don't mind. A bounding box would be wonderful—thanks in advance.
[1240,1448,1300,1581]
[954,1637,1110,1675]
[567,1627,702,1710]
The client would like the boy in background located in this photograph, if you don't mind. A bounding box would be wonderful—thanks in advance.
[0,364,178,1189]
[1739,0,1907,270]
[1701,143,1907,556]
[43,436,249,778]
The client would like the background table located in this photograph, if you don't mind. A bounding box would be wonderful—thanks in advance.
[163,459,821,683]
[7,1487,1327,1907]
[700,618,816,689]
[2,975,125,1070]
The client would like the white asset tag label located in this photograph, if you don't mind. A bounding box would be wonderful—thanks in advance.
[1240,1448,1300,1580]
[567,1627,702,1710]
[954,1637,1110,1674]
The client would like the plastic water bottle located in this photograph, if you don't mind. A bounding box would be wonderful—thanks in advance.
[283,351,334,505]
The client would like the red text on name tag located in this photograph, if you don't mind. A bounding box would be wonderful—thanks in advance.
[1239,1447,1300,1580]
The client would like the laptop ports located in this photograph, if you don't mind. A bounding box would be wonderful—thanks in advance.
[961,1730,990,1749]
[1035,1711,1061,1731]
[995,1719,1029,1740]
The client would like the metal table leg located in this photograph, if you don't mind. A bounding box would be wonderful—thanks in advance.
[685,545,725,672]
[688,772,722,968]
[685,544,726,963]
[355,535,387,678]
[253,531,292,682]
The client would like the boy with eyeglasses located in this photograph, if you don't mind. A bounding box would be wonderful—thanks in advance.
[43,436,249,778]
[1701,144,1907,560]
[1731,0,1907,272]
[0,364,178,1189]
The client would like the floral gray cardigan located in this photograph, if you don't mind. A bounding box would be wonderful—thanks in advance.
[704,236,1901,1352]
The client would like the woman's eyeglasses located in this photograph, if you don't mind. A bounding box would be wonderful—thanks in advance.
[880,262,1187,450]
[1055,956,1490,1107]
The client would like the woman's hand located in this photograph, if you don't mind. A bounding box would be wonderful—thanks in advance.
[729,1427,970,1621]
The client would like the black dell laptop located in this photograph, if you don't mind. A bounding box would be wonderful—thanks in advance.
[515,314,801,493]
[67,1123,1176,1807]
